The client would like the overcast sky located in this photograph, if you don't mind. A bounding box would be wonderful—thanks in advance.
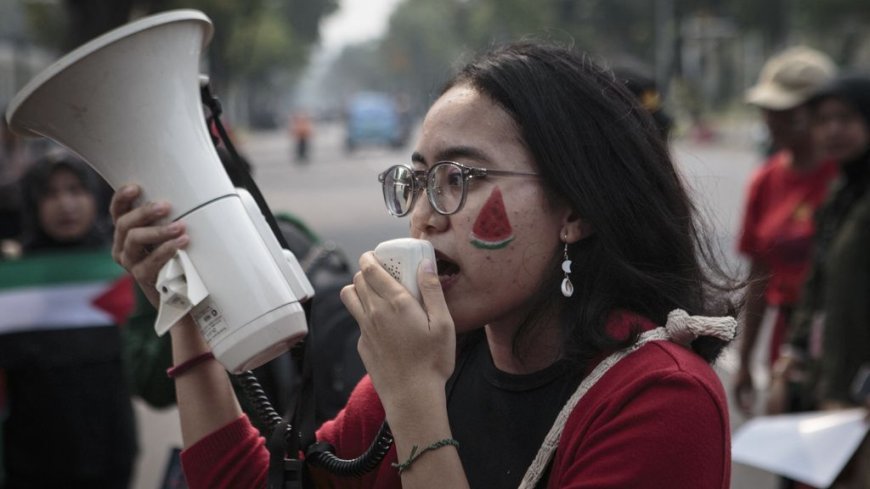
[320,0,403,51]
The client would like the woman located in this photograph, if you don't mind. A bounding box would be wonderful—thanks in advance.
[771,75,870,489]
[111,42,737,488]
[0,155,137,489]
[734,46,837,415]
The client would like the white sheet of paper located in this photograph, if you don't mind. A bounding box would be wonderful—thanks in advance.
[732,408,869,488]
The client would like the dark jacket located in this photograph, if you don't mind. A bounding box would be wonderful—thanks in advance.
[789,76,870,406]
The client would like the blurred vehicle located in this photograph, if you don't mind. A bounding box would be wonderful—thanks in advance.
[344,92,406,152]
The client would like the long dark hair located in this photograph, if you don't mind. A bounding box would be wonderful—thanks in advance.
[444,41,738,368]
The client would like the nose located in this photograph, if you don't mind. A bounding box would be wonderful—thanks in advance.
[410,191,448,236]
[56,191,80,213]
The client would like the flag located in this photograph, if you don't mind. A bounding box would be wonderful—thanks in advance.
[0,250,134,367]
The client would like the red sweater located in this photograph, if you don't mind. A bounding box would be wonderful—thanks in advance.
[181,334,730,488]
[738,152,838,305]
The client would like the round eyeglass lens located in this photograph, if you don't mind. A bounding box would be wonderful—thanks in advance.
[383,166,415,216]
[429,162,465,214]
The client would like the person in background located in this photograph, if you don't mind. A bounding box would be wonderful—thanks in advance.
[110,41,739,489]
[290,111,313,163]
[0,154,137,489]
[770,74,870,489]
[733,46,837,418]
[613,67,674,141]
[0,110,29,258]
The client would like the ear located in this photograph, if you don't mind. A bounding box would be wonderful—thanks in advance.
[560,209,592,244]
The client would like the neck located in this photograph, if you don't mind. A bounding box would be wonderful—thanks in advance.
[785,144,817,171]
[484,319,562,374]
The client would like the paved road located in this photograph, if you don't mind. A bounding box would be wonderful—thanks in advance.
[130,121,779,489]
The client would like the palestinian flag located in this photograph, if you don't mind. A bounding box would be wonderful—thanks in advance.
[0,250,134,368]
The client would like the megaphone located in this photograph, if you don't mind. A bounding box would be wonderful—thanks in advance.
[5,10,314,373]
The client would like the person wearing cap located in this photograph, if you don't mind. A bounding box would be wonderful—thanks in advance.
[734,46,838,419]
[769,74,870,489]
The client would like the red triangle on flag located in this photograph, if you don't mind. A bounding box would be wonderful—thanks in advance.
[91,275,135,326]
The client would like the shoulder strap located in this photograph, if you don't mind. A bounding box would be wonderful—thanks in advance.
[517,310,735,488]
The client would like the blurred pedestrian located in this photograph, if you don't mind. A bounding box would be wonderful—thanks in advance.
[770,74,870,489]
[0,154,137,489]
[290,111,313,163]
[733,46,837,418]
[614,67,674,141]
[0,109,29,254]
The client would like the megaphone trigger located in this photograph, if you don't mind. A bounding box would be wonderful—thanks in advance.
[154,249,209,336]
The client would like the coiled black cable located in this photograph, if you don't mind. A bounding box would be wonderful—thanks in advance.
[305,421,394,477]
[237,370,288,437]
[237,370,395,478]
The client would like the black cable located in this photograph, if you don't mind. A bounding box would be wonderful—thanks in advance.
[237,371,290,438]
[202,79,395,483]
[305,422,394,477]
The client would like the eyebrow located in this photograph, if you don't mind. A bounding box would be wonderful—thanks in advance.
[411,145,493,165]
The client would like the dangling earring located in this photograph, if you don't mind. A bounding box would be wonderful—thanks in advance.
[560,234,574,298]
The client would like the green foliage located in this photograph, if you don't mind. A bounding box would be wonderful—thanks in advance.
[21,3,67,50]
[166,0,319,81]
[19,0,336,86]
[224,8,305,78]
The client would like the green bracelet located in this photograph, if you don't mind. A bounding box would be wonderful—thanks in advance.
[391,438,460,474]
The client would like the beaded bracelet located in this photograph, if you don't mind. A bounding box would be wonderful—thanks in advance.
[391,438,459,474]
[166,351,215,379]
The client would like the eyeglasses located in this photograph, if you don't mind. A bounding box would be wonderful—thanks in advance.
[378,161,540,217]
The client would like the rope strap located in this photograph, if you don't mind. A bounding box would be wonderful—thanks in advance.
[517,309,735,488]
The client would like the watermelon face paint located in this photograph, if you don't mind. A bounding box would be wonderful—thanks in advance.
[470,187,515,249]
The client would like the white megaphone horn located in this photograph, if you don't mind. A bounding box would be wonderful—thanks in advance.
[5,9,314,373]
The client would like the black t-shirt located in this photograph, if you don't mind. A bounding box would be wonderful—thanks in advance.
[446,335,582,488]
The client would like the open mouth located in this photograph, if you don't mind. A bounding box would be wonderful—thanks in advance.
[435,250,460,284]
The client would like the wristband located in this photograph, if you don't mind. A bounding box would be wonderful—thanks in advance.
[392,438,459,474]
[166,351,215,379]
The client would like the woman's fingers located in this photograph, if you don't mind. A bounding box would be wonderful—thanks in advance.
[357,252,412,304]
[108,184,189,307]
[118,221,185,268]
[112,200,171,267]
[109,184,140,223]
[129,232,190,287]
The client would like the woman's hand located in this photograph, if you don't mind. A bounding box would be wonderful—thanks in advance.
[766,355,798,415]
[110,184,188,307]
[341,252,455,407]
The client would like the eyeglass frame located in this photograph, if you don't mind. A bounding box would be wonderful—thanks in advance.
[377,160,540,217]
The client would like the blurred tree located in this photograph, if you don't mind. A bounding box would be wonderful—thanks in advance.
[324,0,664,113]
[719,0,870,64]
[796,0,870,64]
[21,0,159,51]
[724,0,790,50]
